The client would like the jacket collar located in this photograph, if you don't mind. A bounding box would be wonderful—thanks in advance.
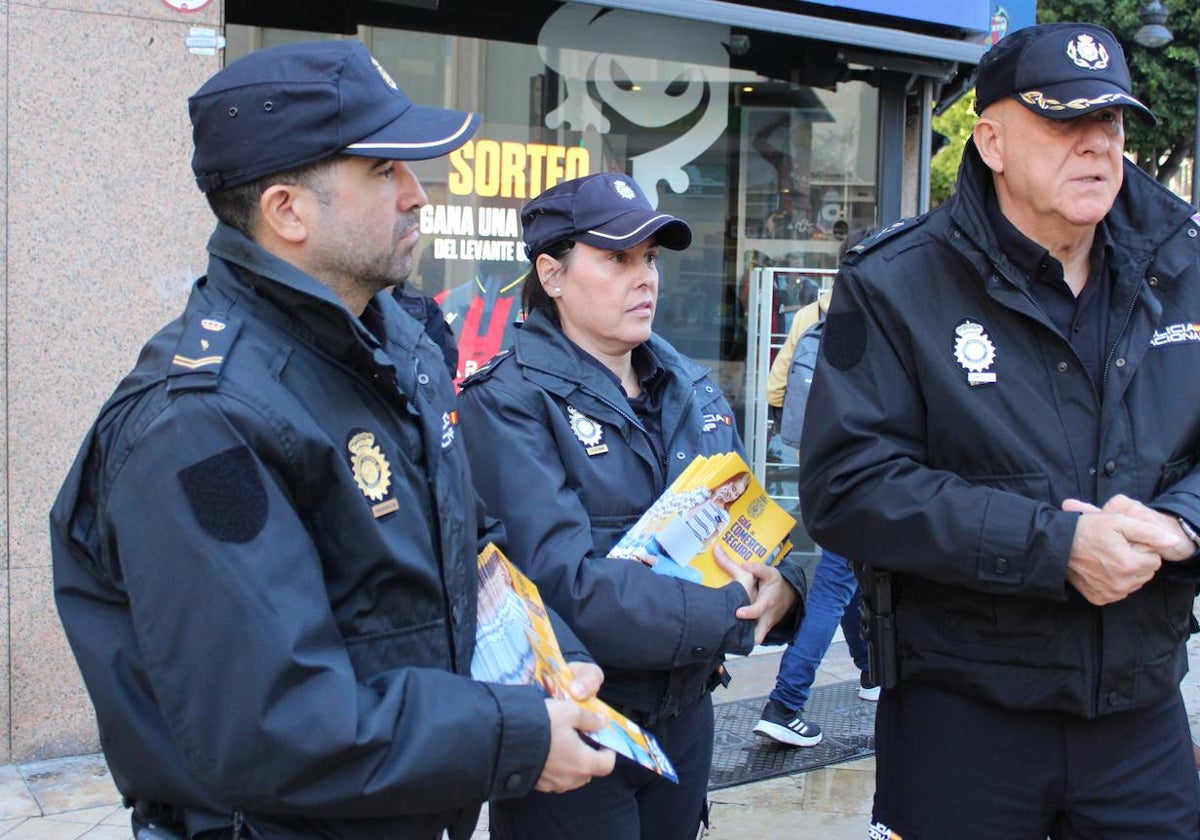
[949,139,1192,273]
[512,308,709,397]
[201,223,426,368]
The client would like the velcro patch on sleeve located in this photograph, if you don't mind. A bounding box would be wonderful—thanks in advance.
[179,446,268,543]
[821,311,867,371]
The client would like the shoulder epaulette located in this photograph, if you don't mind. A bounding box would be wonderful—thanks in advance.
[842,216,929,264]
[459,349,513,389]
[167,314,241,393]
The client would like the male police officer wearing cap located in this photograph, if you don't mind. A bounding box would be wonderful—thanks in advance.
[798,22,1200,838]
[50,40,614,840]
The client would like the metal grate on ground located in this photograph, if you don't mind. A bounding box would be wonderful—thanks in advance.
[708,679,876,790]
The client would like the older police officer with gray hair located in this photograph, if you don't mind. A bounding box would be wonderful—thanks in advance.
[51,40,613,840]
[799,22,1200,838]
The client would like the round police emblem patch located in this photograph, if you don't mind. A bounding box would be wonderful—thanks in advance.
[568,405,604,447]
[1067,34,1109,71]
[347,429,393,502]
[953,319,997,386]
[613,180,637,201]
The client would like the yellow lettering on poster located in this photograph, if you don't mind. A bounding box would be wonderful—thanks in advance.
[448,140,592,198]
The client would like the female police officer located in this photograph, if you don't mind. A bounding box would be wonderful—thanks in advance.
[457,173,804,840]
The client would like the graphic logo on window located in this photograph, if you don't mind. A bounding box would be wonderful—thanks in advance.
[537,6,730,208]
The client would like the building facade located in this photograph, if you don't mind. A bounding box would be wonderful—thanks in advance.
[2,0,1022,762]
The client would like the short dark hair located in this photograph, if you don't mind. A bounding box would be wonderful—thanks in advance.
[521,239,576,315]
[205,155,344,238]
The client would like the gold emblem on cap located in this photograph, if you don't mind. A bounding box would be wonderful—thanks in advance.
[370,56,399,91]
[1066,34,1109,71]
[348,430,393,502]
[1019,90,1127,113]
[613,180,637,201]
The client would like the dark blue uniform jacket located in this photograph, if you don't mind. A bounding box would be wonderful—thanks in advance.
[459,308,804,719]
[800,142,1200,718]
[50,224,583,839]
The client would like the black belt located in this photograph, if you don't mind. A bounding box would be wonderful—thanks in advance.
[607,666,729,728]
[607,699,686,728]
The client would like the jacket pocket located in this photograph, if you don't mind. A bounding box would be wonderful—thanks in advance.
[938,593,1057,650]
[344,619,449,677]
[964,469,1051,498]
[591,513,643,557]
[1156,455,1196,496]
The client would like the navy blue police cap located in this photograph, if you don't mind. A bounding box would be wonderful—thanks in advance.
[974,22,1156,125]
[521,173,692,259]
[189,40,481,194]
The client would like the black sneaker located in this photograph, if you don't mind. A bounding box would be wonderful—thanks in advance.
[752,698,823,747]
[858,671,881,702]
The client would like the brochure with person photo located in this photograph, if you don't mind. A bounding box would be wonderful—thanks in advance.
[608,452,795,587]
[472,543,679,782]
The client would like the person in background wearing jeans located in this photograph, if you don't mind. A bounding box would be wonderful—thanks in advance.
[754,227,878,748]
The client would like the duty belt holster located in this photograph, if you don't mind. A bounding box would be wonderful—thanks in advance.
[851,561,899,690]
[130,800,186,840]
[130,799,245,840]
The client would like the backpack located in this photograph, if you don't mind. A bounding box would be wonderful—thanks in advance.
[778,316,824,448]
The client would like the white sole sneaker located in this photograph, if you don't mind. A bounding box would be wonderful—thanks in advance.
[752,719,823,747]
[858,685,881,701]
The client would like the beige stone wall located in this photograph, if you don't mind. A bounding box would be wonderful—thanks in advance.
[5,0,222,762]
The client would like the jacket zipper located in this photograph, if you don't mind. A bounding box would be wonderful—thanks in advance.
[991,256,1145,716]
[1099,279,1142,397]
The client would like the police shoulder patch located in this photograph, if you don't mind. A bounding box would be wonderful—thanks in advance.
[459,349,513,389]
[168,315,241,392]
[179,446,267,543]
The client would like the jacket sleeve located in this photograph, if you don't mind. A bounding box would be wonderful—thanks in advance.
[1151,482,1200,579]
[459,378,754,669]
[97,393,551,818]
[798,266,1075,599]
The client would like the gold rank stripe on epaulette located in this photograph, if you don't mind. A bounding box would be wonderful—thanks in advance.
[168,315,241,389]
[171,354,225,370]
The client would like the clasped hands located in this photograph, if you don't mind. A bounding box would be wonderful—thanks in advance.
[713,543,798,644]
[1064,494,1191,606]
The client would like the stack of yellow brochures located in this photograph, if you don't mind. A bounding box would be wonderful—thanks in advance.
[472,543,679,782]
[608,452,795,587]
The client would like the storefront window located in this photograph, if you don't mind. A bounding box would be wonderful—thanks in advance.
[227,4,880,552]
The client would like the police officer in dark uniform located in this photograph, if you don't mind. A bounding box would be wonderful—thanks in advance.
[49,40,614,840]
[457,173,806,840]
[799,23,1200,838]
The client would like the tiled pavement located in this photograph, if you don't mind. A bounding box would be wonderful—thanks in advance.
[3,629,1199,840]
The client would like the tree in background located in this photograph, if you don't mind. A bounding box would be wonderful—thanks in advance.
[930,1,1198,205]
[930,93,977,207]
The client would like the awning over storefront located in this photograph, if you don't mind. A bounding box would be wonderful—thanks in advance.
[571,0,988,66]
